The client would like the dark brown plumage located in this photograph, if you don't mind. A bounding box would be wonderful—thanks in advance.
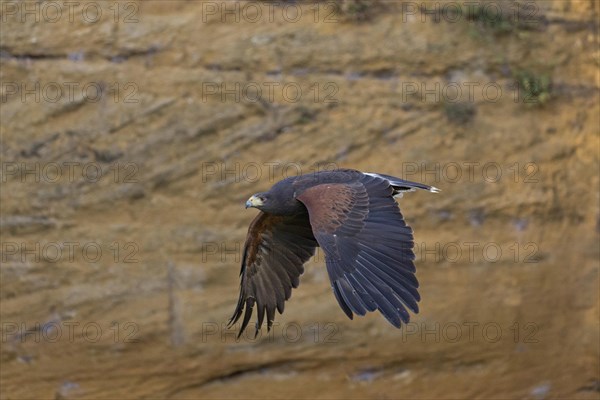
[228,168,439,337]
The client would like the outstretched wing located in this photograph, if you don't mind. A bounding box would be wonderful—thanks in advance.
[228,211,318,337]
[296,174,420,328]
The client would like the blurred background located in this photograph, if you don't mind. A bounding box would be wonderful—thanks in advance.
[1,0,598,399]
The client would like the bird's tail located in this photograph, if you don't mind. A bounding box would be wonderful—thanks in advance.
[365,172,440,194]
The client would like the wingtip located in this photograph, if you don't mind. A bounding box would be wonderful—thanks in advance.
[226,314,237,329]
[430,186,441,193]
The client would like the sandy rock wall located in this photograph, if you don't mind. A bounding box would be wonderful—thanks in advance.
[1,1,598,399]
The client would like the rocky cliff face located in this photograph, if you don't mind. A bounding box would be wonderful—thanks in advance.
[1,1,598,399]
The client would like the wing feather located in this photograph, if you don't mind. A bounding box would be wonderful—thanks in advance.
[228,211,317,338]
[296,173,421,328]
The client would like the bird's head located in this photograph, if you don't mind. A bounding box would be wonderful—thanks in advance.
[245,182,303,215]
[245,193,269,210]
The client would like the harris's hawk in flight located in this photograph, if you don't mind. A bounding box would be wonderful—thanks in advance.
[228,168,439,337]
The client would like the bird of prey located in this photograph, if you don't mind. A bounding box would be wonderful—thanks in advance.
[228,168,439,337]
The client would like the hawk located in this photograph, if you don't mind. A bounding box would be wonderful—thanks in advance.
[228,168,439,337]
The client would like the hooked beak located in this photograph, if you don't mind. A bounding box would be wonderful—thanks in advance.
[245,195,264,209]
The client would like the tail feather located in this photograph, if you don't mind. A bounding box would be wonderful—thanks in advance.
[364,172,441,194]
